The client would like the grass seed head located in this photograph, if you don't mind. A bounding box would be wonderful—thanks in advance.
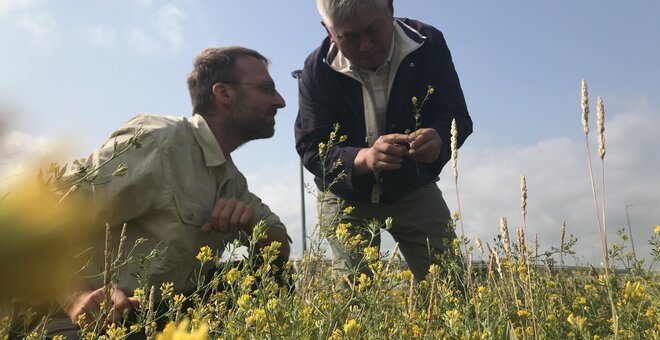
[597,96,606,159]
[581,79,590,134]
[451,118,458,179]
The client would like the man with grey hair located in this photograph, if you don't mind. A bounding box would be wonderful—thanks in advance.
[45,46,290,338]
[295,0,472,281]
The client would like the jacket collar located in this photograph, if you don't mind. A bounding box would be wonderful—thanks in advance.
[188,113,227,167]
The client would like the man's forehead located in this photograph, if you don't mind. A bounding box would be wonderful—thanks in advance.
[329,7,390,34]
[235,57,271,81]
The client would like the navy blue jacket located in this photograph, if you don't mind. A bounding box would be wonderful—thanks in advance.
[295,18,472,204]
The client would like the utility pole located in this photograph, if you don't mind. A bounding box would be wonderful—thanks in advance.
[625,204,638,261]
[291,69,307,255]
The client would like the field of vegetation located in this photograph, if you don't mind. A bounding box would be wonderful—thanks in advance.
[1,81,658,339]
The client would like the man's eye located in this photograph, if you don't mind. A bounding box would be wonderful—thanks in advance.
[261,85,276,95]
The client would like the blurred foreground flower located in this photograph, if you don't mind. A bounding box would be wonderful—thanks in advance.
[156,319,209,340]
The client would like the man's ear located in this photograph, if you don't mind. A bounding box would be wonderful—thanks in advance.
[321,21,335,44]
[212,83,232,105]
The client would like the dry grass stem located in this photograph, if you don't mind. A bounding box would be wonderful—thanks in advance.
[103,223,112,318]
[580,80,609,276]
[597,96,609,263]
[534,234,538,261]
[384,242,400,273]
[560,221,566,267]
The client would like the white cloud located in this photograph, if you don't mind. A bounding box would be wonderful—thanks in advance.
[155,3,185,50]
[86,25,117,48]
[0,0,57,46]
[128,27,158,53]
[127,3,186,53]
[0,130,53,189]
[0,0,36,17]
[135,0,154,7]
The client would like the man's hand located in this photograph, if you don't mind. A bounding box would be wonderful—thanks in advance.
[407,128,443,163]
[354,133,412,176]
[201,197,255,233]
[63,287,139,325]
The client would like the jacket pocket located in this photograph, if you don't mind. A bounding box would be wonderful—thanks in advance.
[172,195,209,228]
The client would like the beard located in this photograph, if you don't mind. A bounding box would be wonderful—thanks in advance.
[231,104,276,142]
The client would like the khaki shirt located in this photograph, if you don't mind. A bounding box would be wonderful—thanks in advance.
[73,113,286,294]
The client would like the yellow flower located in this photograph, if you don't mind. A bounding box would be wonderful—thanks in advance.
[173,293,186,306]
[412,325,423,337]
[428,264,440,277]
[517,309,530,318]
[567,313,586,330]
[237,294,251,309]
[363,246,379,262]
[156,319,209,340]
[343,206,354,215]
[160,282,174,298]
[244,275,256,287]
[105,323,127,339]
[267,298,279,310]
[245,308,266,327]
[477,285,487,297]
[318,142,326,155]
[623,281,645,302]
[336,223,349,240]
[196,245,214,263]
[654,224,660,234]
[225,267,240,284]
[577,296,587,305]
[328,328,343,340]
[399,270,413,281]
[343,319,360,338]
[411,96,418,106]
[133,287,145,304]
[427,85,435,95]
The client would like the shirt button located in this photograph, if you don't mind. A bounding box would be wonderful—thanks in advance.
[409,62,415,67]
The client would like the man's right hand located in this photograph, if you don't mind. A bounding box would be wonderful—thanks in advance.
[353,133,412,176]
[63,287,139,325]
[201,197,255,234]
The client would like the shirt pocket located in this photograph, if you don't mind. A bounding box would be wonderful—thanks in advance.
[172,194,209,228]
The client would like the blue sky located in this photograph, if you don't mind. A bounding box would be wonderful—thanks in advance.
[2,0,659,264]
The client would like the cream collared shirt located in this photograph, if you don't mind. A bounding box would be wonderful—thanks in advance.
[73,113,285,294]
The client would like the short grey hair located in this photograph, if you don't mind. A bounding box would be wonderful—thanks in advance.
[316,0,389,27]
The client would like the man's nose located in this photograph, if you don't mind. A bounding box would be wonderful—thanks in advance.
[274,90,285,109]
[358,37,374,53]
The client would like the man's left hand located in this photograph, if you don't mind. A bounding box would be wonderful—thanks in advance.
[407,128,442,163]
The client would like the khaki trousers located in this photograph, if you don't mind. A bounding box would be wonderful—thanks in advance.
[320,182,456,281]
